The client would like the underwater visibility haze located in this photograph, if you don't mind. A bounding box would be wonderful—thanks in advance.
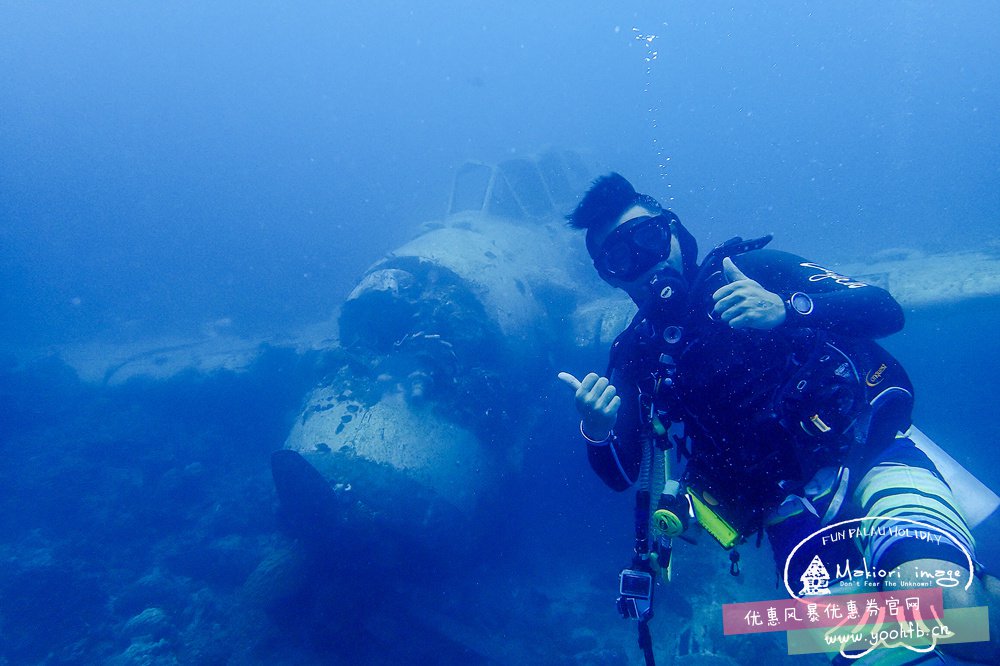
[1,2,998,664]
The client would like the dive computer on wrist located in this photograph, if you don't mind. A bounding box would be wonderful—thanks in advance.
[785,291,814,318]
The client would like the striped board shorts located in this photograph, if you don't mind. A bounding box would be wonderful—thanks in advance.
[849,437,978,576]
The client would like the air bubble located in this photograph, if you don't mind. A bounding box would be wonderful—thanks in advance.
[632,26,671,182]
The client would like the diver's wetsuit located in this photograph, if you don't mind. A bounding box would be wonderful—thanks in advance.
[585,247,976,572]
[587,248,902,491]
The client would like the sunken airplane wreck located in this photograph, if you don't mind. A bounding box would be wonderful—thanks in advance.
[271,149,606,553]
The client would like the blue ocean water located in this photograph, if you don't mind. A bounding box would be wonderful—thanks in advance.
[3,1,997,346]
[1,2,997,664]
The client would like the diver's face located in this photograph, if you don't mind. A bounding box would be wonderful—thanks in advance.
[590,204,684,303]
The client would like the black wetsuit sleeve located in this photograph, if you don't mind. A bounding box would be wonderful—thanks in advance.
[585,352,643,491]
[730,249,904,338]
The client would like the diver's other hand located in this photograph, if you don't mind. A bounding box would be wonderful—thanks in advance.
[712,257,787,330]
[557,371,620,441]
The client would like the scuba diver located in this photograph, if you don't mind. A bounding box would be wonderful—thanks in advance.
[558,173,1000,665]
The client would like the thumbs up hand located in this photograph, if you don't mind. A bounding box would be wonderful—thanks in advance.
[711,257,787,330]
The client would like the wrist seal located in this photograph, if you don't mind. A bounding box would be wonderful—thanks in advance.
[580,421,611,445]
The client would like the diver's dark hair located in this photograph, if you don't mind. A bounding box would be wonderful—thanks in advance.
[567,173,663,256]
[566,172,661,231]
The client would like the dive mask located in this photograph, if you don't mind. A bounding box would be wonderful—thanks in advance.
[593,213,675,282]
